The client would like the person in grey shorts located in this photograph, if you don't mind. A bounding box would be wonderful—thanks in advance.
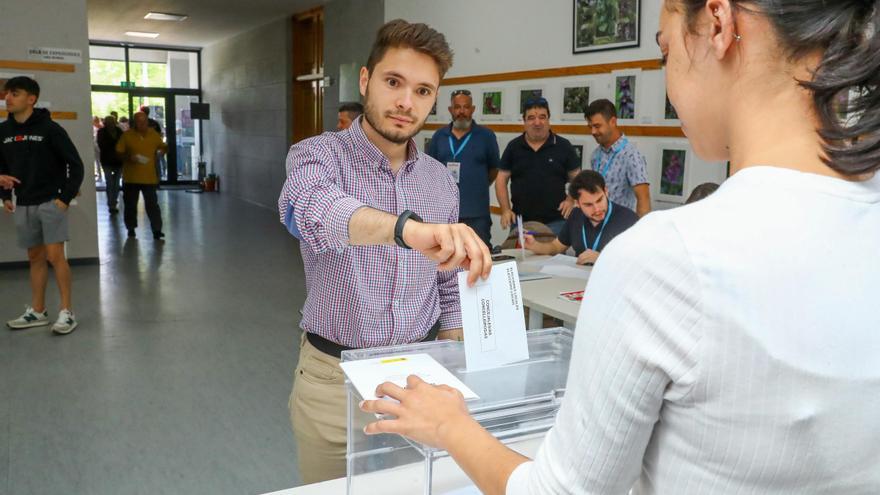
[0,76,84,335]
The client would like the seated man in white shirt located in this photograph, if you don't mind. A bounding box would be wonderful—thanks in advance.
[523,170,638,265]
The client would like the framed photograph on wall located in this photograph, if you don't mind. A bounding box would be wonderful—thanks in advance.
[568,138,595,170]
[426,99,439,122]
[657,144,690,203]
[660,92,681,125]
[573,0,641,54]
[480,88,504,120]
[611,69,640,123]
[561,83,592,121]
[572,144,585,167]
[519,86,546,114]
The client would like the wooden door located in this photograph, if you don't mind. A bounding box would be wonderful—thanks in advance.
[291,8,324,143]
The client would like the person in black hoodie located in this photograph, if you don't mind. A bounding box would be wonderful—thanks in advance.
[0,76,84,335]
[96,115,123,213]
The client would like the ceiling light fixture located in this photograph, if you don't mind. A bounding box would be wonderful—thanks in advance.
[124,31,160,38]
[144,12,188,22]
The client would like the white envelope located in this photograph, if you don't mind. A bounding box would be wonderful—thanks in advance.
[339,353,479,402]
[458,262,529,371]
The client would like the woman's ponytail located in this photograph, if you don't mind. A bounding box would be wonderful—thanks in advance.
[805,2,880,176]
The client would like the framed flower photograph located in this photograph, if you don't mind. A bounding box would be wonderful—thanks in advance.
[660,92,681,125]
[572,144,584,167]
[657,145,690,203]
[561,84,592,121]
[614,73,637,121]
[573,0,641,54]
[480,88,504,120]
[519,87,546,114]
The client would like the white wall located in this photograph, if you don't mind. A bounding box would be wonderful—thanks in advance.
[201,18,292,210]
[386,0,728,246]
[0,0,99,263]
[386,0,664,77]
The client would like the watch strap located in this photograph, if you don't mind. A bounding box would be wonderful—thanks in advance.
[394,210,422,249]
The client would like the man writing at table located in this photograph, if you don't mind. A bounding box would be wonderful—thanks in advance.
[523,170,638,265]
[278,19,491,484]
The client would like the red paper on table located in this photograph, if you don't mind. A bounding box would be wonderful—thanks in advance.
[558,290,584,302]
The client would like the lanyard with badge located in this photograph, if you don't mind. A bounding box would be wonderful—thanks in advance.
[592,136,629,178]
[446,133,472,184]
[581,201,613,252]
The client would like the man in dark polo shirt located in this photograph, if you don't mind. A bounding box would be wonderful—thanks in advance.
[428,89,500,247]
[524,170,638,265]
[496,97,580,236]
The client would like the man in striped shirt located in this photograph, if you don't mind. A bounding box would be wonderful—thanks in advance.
[278,19,491,484]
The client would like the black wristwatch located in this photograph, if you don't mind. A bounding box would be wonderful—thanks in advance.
[394,210,422,249]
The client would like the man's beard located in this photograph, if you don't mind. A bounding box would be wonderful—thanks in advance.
[362,89,426,145]
[452,117,472,130]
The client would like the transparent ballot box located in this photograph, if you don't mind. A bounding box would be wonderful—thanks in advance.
[342,327,574,495]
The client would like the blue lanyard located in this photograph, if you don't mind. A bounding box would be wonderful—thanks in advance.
[581,201,613,252]
[592,136,628,178]
[448,133,473,161]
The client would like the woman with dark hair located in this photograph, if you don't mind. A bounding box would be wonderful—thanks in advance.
[359,1,880,494]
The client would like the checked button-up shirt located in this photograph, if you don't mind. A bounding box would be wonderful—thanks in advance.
[278,116,462,348]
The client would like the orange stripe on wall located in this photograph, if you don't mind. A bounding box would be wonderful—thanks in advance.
[0,110,78,120]
[0,60,76,73]
[440,59,663,86]
[422,122,684,138]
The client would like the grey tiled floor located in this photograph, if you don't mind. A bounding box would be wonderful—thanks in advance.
[1,190,307,495]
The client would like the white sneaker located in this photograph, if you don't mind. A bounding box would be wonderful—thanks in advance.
[7,306,50,329]
[51,309,78,335]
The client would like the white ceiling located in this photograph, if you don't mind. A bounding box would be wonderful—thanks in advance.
[88,0,327,48]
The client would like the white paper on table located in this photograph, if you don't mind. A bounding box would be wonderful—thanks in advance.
[339,353,479,401]
[536,254,592,281]
[516,214,526,260]
[518,271,551,282]
[458,262,529,371]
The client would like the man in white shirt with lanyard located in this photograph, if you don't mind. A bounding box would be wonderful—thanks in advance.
[585,99,652,217]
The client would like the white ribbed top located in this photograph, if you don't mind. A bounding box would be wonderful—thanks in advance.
[507,166,880,494]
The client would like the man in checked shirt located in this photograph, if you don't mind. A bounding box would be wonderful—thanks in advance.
[278,19,492,484]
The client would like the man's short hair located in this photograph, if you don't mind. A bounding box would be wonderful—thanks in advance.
[3,76,40,99]
[366,19,453,79]
[568,170,606,198]
[585,99,616,121]
[338,102,364,116]
[686,182,720,204]
[522,97,550,119]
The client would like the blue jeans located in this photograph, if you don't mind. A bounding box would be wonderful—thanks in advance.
[460,215,493,248]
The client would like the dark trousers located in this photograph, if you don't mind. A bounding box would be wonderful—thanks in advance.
[122,183,162,233]
[102,166,122,209]
[461,215,493,248]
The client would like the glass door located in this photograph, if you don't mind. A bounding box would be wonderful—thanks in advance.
[173,95,202,182]
[130,94,171,182]
[90,43,201,186]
